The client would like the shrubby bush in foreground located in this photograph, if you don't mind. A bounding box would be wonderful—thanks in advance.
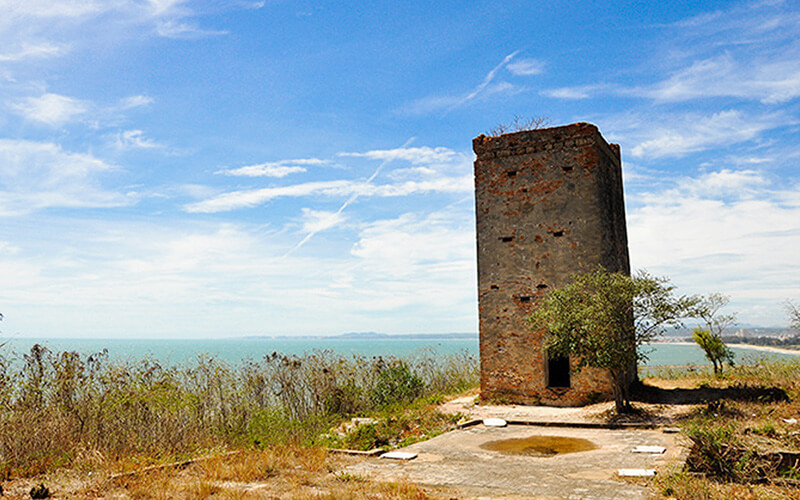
[0,345,477,477]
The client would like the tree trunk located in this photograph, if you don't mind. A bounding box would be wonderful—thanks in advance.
[609,369,629,413]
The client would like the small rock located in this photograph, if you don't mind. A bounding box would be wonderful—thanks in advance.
[782,418,798,425]
[381,451,417,460]
[483,418,507,427]
[632,446,666,454]
[618,469,656,477]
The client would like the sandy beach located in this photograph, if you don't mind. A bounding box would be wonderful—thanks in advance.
[656,341,800,357]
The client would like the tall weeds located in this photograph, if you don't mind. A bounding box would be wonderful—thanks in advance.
[0,345,477,478]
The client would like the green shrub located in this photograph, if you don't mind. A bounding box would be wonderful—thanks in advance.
[371,360,424,408]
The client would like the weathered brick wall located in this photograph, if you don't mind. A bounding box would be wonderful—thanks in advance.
[473,123,630,406]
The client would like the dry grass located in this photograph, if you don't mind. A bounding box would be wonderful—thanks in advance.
[644,358,800,499]
[652,472,799,500]
[1,446,434,498]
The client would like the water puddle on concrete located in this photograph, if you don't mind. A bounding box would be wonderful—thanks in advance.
[480,435,597,457]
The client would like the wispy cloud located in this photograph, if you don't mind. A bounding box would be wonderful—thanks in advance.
[339,146,460,165]
[155,20,228,39]
[541,84,611,100]
[0,139,131,215]
[347,207,477,314]
[114,130,162,150]
[118,95,154,110]
[0,42,67,62]
[0,0,237,71]
[460,51,518,105]
[638,52,800,104]
[628,168,800,325]
[402,51,523,114]
[506,58,545,76]
[299,208,347,234]
[544,2,800,106]
[187,144,472,214]
[0,206,478,336]
[217,158,326,177]
[12,93,88,126]
[608,109,788,159]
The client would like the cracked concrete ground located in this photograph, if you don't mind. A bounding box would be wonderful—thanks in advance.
[345,422,688,499]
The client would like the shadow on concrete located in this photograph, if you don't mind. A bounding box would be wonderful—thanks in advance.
[632,382,789,405]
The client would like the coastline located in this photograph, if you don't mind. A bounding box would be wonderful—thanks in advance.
[655,341,800,357]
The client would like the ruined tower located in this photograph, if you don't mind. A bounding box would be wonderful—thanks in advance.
[473,122,630,406]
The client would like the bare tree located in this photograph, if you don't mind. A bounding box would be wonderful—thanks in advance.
[787,300,800,331]
[488,115,550,137]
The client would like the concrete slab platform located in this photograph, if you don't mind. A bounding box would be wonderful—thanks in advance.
[345,424,687,499]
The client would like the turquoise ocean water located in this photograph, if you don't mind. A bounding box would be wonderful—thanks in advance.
[2,337,798,368]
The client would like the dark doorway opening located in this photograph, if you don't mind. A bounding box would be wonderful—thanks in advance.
[547,354,570,388]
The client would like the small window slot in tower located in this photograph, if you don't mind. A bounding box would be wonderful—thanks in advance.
[547,353,570,388]
[536,284,548,290]
[500,236,514,242]
[517,295,532,303]
[562,166,573,173]
[553,230,564,237]
[507,170,517,178]
[490,285,499,290]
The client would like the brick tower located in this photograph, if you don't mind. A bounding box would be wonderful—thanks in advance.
[473,122,630,406]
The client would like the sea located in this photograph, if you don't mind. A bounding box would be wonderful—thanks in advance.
[1,336,798,368]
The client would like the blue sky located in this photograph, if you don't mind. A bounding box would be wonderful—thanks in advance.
[1,0,799,338]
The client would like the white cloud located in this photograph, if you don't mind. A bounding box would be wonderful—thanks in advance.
[223,164,306,178]
[677,169,769,198]
[218,158,327,177]
[12,93,88,126]
[506,58,545,76]
[147,0,188,17]
[347,208,477,313]
[0,42,67,62]
[542,84,608,100]
[0,139,130,215]
[118,95,154,110]
[540,2,800,107]
[628,169,800,326]
[608,109,787,159]
[0,210,478,336]
[640,52,800,104]
[300,208,346,233]
[114,130,161,149]
[191,145,472,213]
[0,0,104,19]
[340,146,460,166]
[155,20,228,39]
[184,175,473,213]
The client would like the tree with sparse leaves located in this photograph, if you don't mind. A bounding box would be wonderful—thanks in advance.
[692,327,735,376]
[787,301,800,331]
[691,293,736,375]
[529,268,697,413]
